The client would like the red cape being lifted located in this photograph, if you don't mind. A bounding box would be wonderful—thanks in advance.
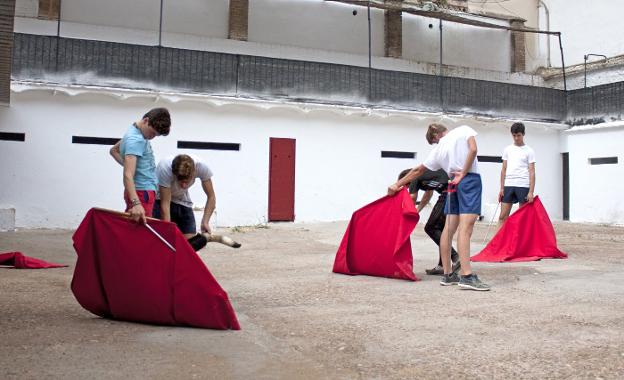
[472,196,567,262]
[333,189,420,281]
[71,208,240,330]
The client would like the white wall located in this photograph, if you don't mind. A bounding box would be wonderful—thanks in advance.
[544,0,623,67]
[402,13,512,73]
[0,83,565,229]
[12,0,545,86]
[249,0,385,57]
[563,122,624,224]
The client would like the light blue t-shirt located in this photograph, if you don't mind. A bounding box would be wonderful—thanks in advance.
[120,124,157,191]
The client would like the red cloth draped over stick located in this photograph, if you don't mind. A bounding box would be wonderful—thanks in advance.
[0,252,67,269]
[333,189,420,281]
[71,208,240,330]
[472,196,567,262]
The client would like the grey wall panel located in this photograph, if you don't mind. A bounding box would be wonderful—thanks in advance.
[11,33,584,122]
[568,82,624,124]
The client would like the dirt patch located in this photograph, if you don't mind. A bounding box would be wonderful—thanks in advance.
[1,221,624,379]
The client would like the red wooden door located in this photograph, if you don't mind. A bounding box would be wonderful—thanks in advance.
[268,138,296,221]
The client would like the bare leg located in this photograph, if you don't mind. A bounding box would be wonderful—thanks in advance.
[203,233,242,248]
[458,213,478,276]
[440,215,459,274]
[497,202,513,231]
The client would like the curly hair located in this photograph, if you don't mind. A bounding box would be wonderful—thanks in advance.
[171,154,195,182]
[143,107,171,136]
[510,122,525,135]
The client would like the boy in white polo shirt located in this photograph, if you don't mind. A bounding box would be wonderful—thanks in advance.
[498,122,536,227]
[389,123,490,291]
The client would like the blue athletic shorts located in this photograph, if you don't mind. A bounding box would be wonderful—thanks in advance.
[444,173,482,215]
[153,200,197,234]
[502,186,529,204]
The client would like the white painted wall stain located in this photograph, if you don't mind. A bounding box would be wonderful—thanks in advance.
[0,84,565,229]
[563,122,624,225]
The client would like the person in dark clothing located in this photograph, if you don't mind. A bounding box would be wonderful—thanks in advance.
[399,168,460,275]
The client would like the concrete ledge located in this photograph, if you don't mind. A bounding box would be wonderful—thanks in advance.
[0,208,16,231]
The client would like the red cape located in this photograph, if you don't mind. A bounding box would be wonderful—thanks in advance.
[71,208,240,330]
[472,196,567,262]
[0,251,67,269]
[333,189,420,281]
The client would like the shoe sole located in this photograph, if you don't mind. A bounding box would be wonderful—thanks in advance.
[458,283,491,291]
[440,281,459,286]
[426,271,444,276]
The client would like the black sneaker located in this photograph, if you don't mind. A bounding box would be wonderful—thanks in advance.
[425,265,444,275]
[451,260,461,274]
[440,273,460,286]
[458,274,491,291]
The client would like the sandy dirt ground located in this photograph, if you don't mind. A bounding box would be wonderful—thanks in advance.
[1,220,624,380]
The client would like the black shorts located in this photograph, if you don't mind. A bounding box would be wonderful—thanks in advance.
[153,200,197,234]
[502,186,529,204]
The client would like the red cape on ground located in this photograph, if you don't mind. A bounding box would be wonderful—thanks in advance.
[0,251,67,269]
[71,208,240,330]
[472,196,567,262]
[333,189,420,281]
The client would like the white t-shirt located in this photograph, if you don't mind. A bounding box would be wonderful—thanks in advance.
[423,125,479,176]
[502,144,535,188]
[156,155,213,207]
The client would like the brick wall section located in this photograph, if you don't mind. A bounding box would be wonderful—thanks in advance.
[384,1,402,58]
[510,19,526,73]
[0,0,16,106]
[38,0,59,20]
[229,0,248,41]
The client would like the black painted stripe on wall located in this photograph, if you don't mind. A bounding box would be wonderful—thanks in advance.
[589,157,618,165]
[0,132,25,141]
[381,151,416,159]
[72,136,120,145]
[178,141,240,151]
[478,155,503,163]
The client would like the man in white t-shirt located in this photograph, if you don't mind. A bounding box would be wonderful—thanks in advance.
[388,123,490,291]
[154,154,215,238]
[498,122,536,227]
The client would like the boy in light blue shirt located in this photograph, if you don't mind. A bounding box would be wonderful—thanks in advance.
[110,107,171,223]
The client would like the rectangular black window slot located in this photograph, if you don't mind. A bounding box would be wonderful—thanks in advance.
[478,155,503,163]
[72,136,120,145]
[177,141,240,151]
[589,157,618,165]
[381,151,415,159]
[0,132,26,142]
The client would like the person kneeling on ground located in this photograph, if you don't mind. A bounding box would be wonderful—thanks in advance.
[398,168,460,275]
[153,154,240,251]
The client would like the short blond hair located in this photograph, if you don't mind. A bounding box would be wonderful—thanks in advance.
[426,123,448,144]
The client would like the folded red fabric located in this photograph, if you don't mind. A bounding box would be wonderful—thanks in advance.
[333,189,420,281]
[472,196,567,262]
[71,208,240,330]
[0,251,67,269]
